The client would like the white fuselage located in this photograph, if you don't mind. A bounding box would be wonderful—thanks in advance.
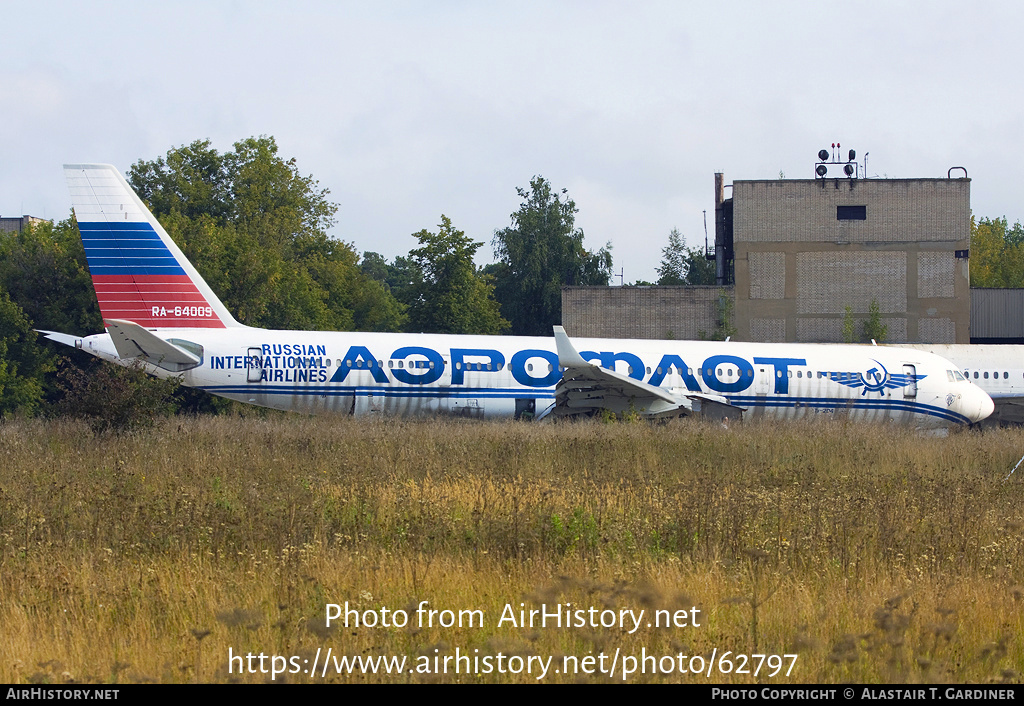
[72,327,992,430]
[902,344,1024,425]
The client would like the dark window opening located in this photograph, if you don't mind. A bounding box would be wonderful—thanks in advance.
[837,205,867,220]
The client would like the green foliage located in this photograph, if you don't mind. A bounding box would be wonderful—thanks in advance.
[0,218,101,336]
[52,358,180,434]
[702,290,737,341]
[405,216,508,334]
[862,298,887,343]
[0,292,49,417]
[128,136,405,332]
[842,306,857,344]
[970,216,1024,288]
[546,507,599,555]
[491,177,612,336]
[656,228,716,285]
[840,300,887,343]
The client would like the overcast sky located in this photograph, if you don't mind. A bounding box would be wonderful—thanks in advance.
[3,1,1022,282]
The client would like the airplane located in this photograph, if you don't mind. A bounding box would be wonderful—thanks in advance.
[37,164,994,431]
[901,344,1024,426]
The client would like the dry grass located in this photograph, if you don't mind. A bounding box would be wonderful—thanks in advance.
[1,415,1022,683]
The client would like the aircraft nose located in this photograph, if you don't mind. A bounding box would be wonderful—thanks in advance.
[966,386,995,424]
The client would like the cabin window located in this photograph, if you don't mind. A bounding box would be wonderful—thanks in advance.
[788,371,793,378]
[1004,372,1009,379]
[984,372,989,379]
[646,367,651,375]
[399,361,404,369]
[973,372,979,379]
[527,363,533,372]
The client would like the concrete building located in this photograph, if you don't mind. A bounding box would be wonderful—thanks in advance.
[563,160,974,343]
[724,174,971,344]
[0,215,48,233]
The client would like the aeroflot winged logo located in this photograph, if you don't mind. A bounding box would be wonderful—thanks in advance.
[823,360,922,396]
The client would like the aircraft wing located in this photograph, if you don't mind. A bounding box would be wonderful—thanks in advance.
[104,319,201,371]
[552,326,746,420]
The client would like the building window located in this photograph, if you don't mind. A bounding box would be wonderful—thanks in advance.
[837,205,867,220]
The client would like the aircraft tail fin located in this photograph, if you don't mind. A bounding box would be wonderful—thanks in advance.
[63,163,241,329]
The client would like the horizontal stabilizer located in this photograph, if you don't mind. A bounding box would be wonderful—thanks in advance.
[105,319,200,371]
[36,330,80,348]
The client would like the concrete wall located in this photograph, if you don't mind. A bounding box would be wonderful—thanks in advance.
[561,285,731,340]
[733,178,970,343]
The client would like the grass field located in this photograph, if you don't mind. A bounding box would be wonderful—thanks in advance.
[1,415,1022,683]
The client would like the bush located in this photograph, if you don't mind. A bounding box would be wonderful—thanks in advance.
[52,358,180,433]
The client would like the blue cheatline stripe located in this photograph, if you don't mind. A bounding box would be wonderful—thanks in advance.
[79,222,185,275]
[200,384,556,401]
[727,395,970,425]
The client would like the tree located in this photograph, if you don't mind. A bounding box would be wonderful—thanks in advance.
[842,306,857,344]
[657,228,687,284]
[656,228,716,285]
[862,298,887,343]
[0,291,50,417]
[970,216,1024,288]
[128,137,405,332]
[405,216,508,335]
[491,176,612,336]
[0,218,102,336]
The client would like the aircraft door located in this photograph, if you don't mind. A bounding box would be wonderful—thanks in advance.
[755,366,770,395]
[903,364,917,399]
[246,347,264,383]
